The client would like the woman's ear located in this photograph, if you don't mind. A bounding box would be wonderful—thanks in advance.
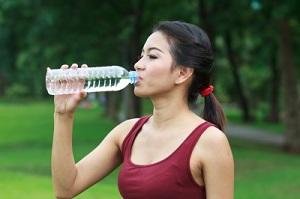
[175,67,194,84]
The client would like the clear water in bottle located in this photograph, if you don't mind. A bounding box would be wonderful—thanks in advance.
[46,66,138,95]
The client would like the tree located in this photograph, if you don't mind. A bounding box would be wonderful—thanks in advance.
[279,19,300,152]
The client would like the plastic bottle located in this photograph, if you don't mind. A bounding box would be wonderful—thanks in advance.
[46,66,138,95]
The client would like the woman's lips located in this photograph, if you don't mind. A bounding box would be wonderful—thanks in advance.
[135,76,143,85]
[136,74,143,81]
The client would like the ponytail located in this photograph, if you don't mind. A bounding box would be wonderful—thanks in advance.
[203,93,226,131]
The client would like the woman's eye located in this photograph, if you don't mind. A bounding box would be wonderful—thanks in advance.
[148,55,157,59]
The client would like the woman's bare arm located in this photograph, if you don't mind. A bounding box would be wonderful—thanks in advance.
[52,112,137,199]
[199,127,234,199]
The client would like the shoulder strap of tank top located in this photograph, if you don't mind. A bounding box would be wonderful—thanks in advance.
[175,122,215,164]
[185,121,215,150]
[121,115,151,160]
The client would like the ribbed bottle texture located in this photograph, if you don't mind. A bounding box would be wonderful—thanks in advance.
[46,66,137,95]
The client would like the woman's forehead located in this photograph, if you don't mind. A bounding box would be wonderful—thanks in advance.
[143,31,170,52]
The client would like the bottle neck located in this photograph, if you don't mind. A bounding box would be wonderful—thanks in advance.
[128,71,138,84]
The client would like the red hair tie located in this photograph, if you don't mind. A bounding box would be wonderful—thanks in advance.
[200,85,214,97]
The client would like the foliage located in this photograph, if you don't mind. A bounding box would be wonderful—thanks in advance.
[4,83,30,99]
[0,0,299,122]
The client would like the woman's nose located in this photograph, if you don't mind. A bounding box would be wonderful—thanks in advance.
[134,57,145,71]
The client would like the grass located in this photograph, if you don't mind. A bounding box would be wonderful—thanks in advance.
[0,100,121,198]
[231,139,300,199]
[0,100,299,198]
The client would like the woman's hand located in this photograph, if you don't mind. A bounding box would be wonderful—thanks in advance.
[54,63,87,115]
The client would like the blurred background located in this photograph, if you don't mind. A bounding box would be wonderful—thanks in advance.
[0,0,299,198]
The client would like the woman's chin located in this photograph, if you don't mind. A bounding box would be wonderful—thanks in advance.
[134,87,148,97]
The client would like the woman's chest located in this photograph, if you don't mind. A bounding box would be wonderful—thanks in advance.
[129,127,205,186]
[130,129,190,165]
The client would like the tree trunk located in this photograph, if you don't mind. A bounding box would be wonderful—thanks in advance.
[125,0,144,118]
[0,73,7,96]
[266,46,280,123]
[198,0,215,45]
[224,31,252,122]
[105,92,121,121]
[278,19,300,153]
[8,29,18,75]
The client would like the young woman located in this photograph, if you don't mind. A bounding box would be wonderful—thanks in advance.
[52,21,234,199]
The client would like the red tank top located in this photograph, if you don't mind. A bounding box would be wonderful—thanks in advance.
[118,116,213,199]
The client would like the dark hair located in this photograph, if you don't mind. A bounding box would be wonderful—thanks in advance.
[153,21,226,131]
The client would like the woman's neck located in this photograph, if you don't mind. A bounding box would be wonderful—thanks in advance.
[150,96,194,129]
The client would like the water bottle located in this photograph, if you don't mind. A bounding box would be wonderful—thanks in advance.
[46,66,138,95]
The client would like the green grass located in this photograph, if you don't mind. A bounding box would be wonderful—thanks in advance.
[231,139,300,199]
[0,100,121,198]
[0,100,299,199]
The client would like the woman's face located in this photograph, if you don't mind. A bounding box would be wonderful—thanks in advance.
[134,31,179,97]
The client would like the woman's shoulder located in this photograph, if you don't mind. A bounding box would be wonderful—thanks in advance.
[199,124,229,145]
[118,117,141,129]
[112,117,144,148]
[119,115,151,131]
[196,125,232,160]
[113,117,140,135]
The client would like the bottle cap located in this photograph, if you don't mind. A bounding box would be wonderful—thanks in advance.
[129,71,138,84]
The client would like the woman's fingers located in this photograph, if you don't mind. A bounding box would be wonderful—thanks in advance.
[59,63,85,69]
[61,64,69,69]
[81,64,88,68]
[71,63,78,69]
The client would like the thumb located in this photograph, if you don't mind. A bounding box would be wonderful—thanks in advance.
[73,91,87,105]
[80,91,87,99]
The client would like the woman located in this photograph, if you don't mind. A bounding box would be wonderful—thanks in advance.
[52,21,234,199]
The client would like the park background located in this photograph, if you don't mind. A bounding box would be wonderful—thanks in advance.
[0,0,299,198]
